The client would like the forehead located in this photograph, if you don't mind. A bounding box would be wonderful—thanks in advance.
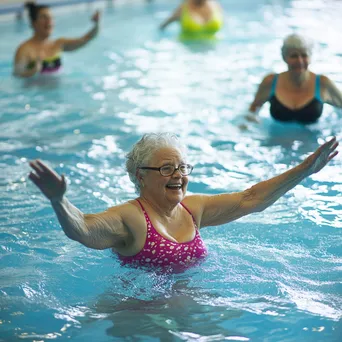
[287,48,308,56]
[38,8,52,18]
[149,147,185,164]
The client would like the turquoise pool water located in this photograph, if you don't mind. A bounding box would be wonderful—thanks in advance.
[1,0,341,341]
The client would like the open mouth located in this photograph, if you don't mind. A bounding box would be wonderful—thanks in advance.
[166,184,182,190]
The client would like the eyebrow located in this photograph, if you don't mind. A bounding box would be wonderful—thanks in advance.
[158,161,187,166]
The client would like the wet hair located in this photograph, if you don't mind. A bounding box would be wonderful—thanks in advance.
[281,34,313,60]
[126,133,188,194]
[25,2,49,23]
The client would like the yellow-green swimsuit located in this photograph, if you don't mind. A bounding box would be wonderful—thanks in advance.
[180,4,223,40]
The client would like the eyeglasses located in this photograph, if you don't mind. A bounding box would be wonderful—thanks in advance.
[138,163,193,177]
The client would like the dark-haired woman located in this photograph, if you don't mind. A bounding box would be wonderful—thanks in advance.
[14,2,100,78]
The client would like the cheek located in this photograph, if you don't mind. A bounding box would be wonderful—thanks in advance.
[37,20,45,28]
[148,177,167,190]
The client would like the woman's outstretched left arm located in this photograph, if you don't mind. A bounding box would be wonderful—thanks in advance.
[185,137,339,227]
[57,10,100,52]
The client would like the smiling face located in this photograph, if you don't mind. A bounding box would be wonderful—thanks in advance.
[32,8,54,37]
[284,48,310,73]
[139,147,190,207]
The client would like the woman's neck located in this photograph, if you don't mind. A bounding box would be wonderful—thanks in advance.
[139,195,179,218]
[287,70,310,87]
[191,0,206,7]
[32,32,50,43]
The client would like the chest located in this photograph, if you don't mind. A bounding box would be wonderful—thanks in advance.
[275,80,316,109]
[152,214,196,243]
[29,42,61,61]
[189,5,214,23]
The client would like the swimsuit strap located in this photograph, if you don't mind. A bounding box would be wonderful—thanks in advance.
[135,199,152,224]
[315,75,322,102]
[180,202,198,229]
[136,199,198,230]
[269,74,278,98]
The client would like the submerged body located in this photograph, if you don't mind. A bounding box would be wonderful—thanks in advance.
[28,133,338,271]
[119,200,207,269]
[13,2,100,78]
[247,34,342,124]
[160,0,223,39]
[269,74,323,124]
[180,2,223,39]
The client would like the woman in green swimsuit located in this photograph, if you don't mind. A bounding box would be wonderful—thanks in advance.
[159,0,223,39]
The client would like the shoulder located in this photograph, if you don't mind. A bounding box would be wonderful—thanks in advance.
[318,74,338,92]
[181,195,205,227]
[319,74,332,86]
[182,194,207,214]
[256,73,276,91]
[15,40,32,56]
[114,199,145,228]
[262,73,276,85]
[107,200,141,218]
[53,38,66,49]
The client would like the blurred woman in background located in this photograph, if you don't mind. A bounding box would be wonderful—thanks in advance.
[14,2,100,77]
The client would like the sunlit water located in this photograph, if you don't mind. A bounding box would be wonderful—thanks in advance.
[1,0,342,341]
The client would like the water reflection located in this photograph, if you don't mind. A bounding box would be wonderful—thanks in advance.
[91,279,244,340]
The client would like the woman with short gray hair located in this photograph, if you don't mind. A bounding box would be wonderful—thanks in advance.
[28,133,338,272]
[247,34,342,124]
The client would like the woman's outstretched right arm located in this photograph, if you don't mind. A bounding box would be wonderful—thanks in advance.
[29,160,128,250]
[246,74,275,122]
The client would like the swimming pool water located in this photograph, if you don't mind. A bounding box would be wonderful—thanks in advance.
[1,0,342,341]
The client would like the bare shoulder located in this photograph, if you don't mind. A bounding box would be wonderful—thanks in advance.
[106,200,141,218]
[15,40,32,56]
[182,194,206,222]
[112,199,146,231]
[319,74,332,86]
[183,194,206,206]
[261,73,276,86]
[54,37,66,48]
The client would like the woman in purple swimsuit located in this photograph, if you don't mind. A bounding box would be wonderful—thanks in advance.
[247,34,342,124]
[28,133,338,271]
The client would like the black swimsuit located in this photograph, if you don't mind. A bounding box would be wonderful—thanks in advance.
[269,74,323,124]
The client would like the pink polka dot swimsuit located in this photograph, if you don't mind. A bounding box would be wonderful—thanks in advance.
[119,199,208,270]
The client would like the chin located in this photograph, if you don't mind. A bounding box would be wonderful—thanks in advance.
[167,191,185,204]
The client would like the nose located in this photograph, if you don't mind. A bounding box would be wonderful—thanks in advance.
[297,55,304,64]
[171,167,182,178]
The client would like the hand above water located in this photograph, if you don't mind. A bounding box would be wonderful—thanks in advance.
[29,160,67,202]
[91,10,100,24]
[303,137,339,175]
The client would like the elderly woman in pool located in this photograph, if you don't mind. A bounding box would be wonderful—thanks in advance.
[159,0,223,38]
[29,133,338,270]
[247,34,342,124]
[13,2,100,78]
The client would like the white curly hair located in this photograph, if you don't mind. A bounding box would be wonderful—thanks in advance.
[126,133,188,194]
[281,33,313,60]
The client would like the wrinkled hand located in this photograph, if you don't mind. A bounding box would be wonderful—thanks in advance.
[304,137,339,175]
[91,10,100,23]
[29,160,67,202]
